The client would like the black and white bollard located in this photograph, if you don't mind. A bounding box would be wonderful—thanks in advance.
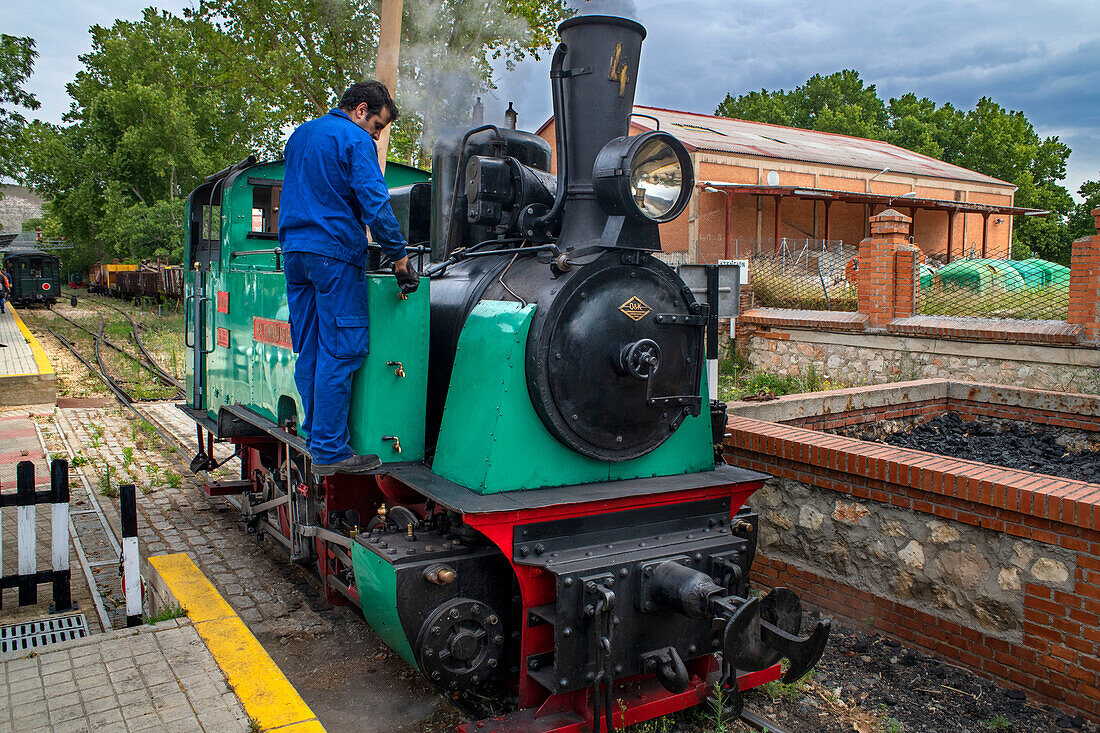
[1,460,72,611]
[17,461,37,606]
[51,459,72,613]
[120,484,141,627]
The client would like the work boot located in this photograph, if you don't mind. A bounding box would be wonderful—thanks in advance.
[313,454,383,477]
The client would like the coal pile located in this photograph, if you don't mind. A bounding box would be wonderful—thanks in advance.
[842,412,1100,484]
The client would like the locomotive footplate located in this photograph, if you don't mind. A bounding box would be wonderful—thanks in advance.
[513,499,830,700]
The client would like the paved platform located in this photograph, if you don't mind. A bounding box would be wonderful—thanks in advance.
[0,618,249,733]
[0,305,55,407]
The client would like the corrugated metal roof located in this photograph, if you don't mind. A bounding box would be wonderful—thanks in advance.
[616,106,1013,189]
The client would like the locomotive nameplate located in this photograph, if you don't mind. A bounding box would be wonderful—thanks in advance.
[253,317,292,349]
[618,296,651,321]
[216,291,229,314]
[216,328,230,348]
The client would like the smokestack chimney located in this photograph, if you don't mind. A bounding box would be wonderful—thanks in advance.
[471,97,484,125]
[505,102,517,130]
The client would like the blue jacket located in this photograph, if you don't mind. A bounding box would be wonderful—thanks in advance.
[279,108,407,265]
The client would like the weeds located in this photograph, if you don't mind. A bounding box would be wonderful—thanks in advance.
[985,715,1011,731]
[164,470,182,489]
[759,670,814,703]
[247,717,261,733]
[71,451,89,468]
[122,447,135,468]
[98,463,117,498]
[144,605,187,624]
[718,361,851,402]
[692,681,734,733]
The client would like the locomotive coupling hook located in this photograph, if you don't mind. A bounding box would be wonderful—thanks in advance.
[719,588,831,683]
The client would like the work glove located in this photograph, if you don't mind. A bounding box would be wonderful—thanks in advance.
[395,263,420,295]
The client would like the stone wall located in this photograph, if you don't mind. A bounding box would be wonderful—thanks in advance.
[745,327,1100,394]
[755,476,1076,644]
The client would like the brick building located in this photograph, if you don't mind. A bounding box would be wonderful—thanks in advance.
[537,106,1039,264]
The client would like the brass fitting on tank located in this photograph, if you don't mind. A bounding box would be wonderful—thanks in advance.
[424,564,457,585]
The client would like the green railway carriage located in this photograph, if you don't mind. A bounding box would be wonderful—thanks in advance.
[3,245,61,307]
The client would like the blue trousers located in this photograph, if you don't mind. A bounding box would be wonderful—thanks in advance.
[284,252,370,465]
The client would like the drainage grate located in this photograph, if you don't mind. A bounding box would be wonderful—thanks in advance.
[0,614,89,653]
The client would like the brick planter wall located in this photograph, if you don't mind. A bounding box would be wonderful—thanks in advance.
[724,382,1100,721]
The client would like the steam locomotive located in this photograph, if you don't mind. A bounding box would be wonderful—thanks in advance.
[181,14,829,732]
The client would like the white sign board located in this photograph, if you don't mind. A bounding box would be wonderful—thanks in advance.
[717,260,749,284]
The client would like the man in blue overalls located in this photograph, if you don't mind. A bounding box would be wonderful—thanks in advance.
[279,81,419,476]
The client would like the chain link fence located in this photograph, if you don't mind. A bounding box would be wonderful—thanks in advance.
[917,258,1070,321]
[746,239,858,312]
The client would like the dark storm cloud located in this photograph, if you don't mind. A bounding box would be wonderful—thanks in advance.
[497,0,1097,198]
[7,0,1098,197]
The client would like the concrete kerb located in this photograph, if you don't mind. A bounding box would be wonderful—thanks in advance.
[726,378,952,423]
[145,552,326,733]
[725,378,1100,425]
[9,303,54,376]
[0,304,57,406]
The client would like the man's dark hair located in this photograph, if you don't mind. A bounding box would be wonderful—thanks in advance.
[339,81,399,121]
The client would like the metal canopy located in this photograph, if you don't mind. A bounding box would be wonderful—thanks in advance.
[696,181,1048,218]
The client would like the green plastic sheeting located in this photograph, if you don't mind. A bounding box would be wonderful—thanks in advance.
[934,259,1024,293]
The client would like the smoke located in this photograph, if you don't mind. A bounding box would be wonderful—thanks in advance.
[571,0,639,19]
[387,0,533,154]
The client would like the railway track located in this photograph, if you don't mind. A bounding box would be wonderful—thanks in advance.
[105,303,185,392]
[49,299,184,398]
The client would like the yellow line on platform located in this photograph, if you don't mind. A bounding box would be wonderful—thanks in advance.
[9,304,55,375]
[147,553,325,732]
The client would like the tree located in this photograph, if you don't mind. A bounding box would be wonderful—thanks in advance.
[716,74,1077,262]
[1067,177,1100,242]
[716,70,887,140]
[0,34,41,194]
[23,10,279,266]
[187,0,571,166]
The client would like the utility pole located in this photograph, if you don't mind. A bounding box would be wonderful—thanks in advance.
[374,0,404,173]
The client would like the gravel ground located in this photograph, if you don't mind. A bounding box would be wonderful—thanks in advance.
[839,411,1100,483]
[619,613,1100,733]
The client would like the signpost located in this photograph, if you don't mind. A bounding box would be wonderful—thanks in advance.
[678,263,744,400]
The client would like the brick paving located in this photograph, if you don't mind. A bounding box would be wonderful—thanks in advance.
[0,618,249,733]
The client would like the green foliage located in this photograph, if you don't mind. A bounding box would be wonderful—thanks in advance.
[880,716,905,733]
[984,714,1011,731]
[21,9,279,268]
[0,34,40,189]
[718,362,851,402]
[98,463,117,498]
[144,604,188,624]
[692,681,734,733]
[1067,177,1100,243]
[187,0,572,166]
[716,71,1078,263]
[164,469,182,489]
[122,447,135,467]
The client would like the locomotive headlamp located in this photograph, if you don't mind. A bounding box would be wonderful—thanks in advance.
[593,131,694,223]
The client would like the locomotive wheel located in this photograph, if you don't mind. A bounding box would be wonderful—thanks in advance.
[416,598,504,692]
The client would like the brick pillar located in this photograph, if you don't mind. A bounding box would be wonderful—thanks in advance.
[1068,207,1100,343]
[857,209,920,328]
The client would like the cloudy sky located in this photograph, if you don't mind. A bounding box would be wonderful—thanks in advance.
[4,0,1098,200]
